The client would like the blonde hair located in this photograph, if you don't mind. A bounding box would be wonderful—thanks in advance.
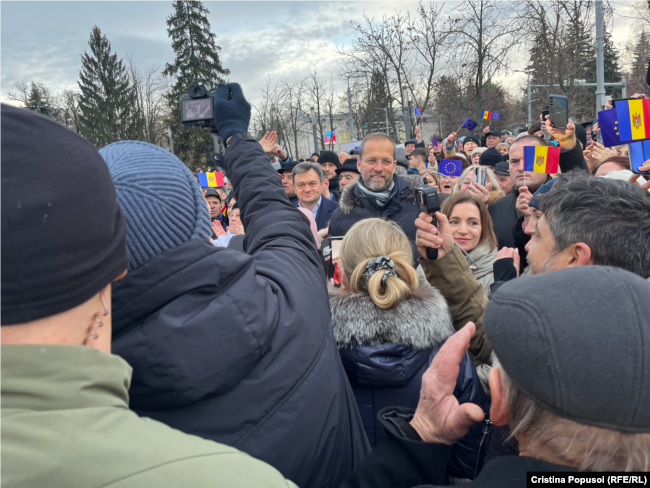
[454,166,501,194]
[340,219,417,310]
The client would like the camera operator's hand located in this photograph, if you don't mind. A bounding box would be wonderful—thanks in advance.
[214,83,251,146]
[410,322,485,444]
[415,211,455,261]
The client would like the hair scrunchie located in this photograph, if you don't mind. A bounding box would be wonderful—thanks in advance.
[366,255,397,286]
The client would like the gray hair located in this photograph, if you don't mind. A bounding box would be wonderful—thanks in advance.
[291,162,326,183]
[395,165,408,176]
[537,172,650,278]
[359,132,396,161]
[493,355,650,471]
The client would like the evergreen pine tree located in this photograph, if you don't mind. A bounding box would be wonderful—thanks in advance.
[163,0,230,168]
[629,31,650,95]
[77,26,143,148]
[25,82,61,120]
[362,70,391,138]
[585,30,622,97]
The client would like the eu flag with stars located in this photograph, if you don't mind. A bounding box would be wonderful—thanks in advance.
[461,118,478,132]
[598,108,621,147]
[439,159,462,177]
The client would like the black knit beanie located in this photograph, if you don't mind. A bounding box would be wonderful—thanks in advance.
[1,105,128,325]
[317,150,341,169]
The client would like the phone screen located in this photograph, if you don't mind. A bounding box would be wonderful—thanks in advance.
[549,95,568,129]
[629,140,650,174]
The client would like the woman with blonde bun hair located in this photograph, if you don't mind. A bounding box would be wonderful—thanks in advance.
[329,218,488,478]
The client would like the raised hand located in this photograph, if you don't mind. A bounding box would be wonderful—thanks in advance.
[516,185,533,218]
[410,323,485,444]
[467,182,491,204]
[415,211,455,261]
[259,131,278,153]
[544,115,576,150]
[496,247,520,277]
[212,220,227,238]
[271,144,287,160]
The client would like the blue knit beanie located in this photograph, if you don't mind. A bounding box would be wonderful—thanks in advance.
[100,141,211,270]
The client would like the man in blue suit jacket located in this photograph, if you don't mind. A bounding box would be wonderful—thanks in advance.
[292,161,339,231]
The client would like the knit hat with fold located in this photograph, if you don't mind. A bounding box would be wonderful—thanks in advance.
[100,141,211,270]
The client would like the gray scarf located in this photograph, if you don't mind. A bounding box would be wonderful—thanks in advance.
[357,176,396,210]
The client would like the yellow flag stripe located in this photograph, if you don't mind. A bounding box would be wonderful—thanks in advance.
[628,99,645,141]
[533,146,548,173]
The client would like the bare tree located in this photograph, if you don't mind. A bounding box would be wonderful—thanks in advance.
[60,89,82,132]
[446,0,523,111]
[126,55,170,147]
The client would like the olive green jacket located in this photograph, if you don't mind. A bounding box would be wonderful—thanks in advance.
[419,246,492,365]
[1,345,296,488]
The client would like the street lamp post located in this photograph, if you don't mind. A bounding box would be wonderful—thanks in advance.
[515,70,533,128]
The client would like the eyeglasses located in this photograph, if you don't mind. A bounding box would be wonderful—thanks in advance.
[361,159,394,166]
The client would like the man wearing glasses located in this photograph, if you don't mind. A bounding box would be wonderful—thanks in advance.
[328,132,422,259]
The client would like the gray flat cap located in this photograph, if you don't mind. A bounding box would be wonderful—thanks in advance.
[485,266,650,433]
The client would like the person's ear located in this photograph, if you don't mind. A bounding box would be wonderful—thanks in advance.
[489,367,510,426]
[565,242,592,268]
[114,269,128,282]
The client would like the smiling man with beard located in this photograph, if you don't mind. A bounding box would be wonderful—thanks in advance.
[328,133,422,260]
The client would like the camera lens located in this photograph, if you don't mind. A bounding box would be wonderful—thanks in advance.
[189,85,208,98]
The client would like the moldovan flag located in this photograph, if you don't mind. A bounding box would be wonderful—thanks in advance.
[524,146,560,174]
[198,171,225,188]
[616,98,650,142]
[481,111,491,120]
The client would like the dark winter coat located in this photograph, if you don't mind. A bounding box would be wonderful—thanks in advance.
[111,133,370,488]
[293,195,339,231]
[329,285,489,479]
[329,174,342,201]
[341,406,576,488]
[328,175,423,261]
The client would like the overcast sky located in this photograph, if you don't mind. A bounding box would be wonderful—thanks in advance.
[1,1,639,108]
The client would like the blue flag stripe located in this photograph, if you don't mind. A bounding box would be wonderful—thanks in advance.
[523,146,536,172]
[617,101,632,142]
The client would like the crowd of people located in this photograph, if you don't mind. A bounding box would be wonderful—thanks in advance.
[2,80,650,488]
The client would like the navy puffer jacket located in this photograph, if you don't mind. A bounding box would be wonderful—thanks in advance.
[330,284,489,480]
[111,134,370,488]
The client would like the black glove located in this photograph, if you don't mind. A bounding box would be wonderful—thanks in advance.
[213,83,250,145]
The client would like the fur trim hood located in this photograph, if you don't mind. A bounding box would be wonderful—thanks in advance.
[337,175,422,214]
[328,283,453,349]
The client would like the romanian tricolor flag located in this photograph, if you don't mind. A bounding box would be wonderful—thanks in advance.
[523,145,560,174]
[616,99,650,142]
[198,171,225,188]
